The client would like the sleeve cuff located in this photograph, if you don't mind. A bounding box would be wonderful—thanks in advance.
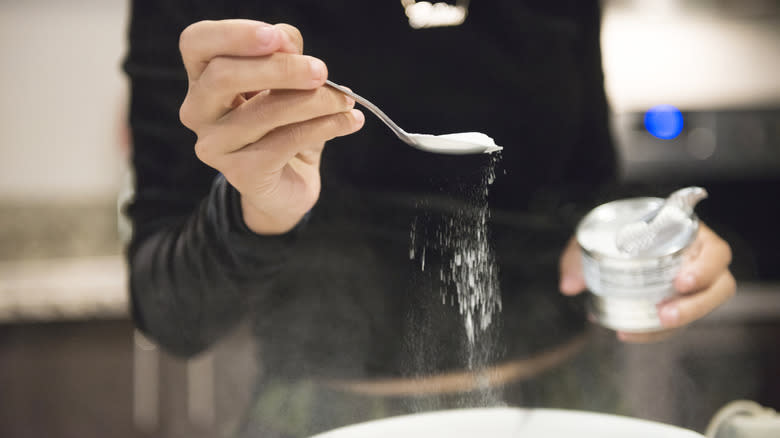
[210,174,308,245]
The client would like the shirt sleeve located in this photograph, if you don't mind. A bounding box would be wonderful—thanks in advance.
[122,0,298,357]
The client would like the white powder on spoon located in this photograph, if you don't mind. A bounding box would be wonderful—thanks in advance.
[407,132,503,154]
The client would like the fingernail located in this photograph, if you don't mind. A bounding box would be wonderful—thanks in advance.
[660,305,680,325]
[256,25,277,47]
[344,96,355,107]
[309,58,325,81]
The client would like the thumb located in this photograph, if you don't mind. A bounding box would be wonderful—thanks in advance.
[559,237,586,295]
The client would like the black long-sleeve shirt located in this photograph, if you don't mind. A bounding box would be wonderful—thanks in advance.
[124,0,616,380]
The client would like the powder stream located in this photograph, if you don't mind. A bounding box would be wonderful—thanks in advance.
[410,154,502,358]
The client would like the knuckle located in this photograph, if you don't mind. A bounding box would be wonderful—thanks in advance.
[277,54,299,80]
[286,123,308,145]
[245,93,284,132]
[323,113,344,133]
[315,87,337,109]
[320,112,353,138]
[276,23,303,51]
[179,97,197,129]
[201,57,233,91]
[721,241,733,266]
[329,88,353,111]
[288,25,304,49]
[178,24,196,55]
[250,101,271,124]
[193,133,224,168]
[193,138,213,164]
[278,54,315,83]
[179,21,209,55]
[335,111,356,131]
[295,88,328,114]
[725,272,737,296]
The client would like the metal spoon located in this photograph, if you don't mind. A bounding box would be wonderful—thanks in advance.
[615,186,708,255]
[325,80,502,155]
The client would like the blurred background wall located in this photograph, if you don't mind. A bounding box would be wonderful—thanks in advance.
[0,0,126,202]
[0,0,135,437]
[0,1,778,437]
[603,0,780,112]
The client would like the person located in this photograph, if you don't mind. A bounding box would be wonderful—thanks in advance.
[123,1,736,436]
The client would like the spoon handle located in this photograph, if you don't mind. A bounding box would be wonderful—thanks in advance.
[325,80,411,143]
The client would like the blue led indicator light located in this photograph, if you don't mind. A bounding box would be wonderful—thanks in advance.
[644,105,684,140]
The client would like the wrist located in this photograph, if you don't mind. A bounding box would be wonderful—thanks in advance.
[240,195,303,235]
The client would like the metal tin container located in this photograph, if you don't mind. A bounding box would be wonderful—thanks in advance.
[576,196,700,332]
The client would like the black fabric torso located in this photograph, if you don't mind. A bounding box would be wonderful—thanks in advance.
[125,0,615,379]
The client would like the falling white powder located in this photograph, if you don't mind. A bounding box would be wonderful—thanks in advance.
[446,204,501,345]
[410,154,502,349]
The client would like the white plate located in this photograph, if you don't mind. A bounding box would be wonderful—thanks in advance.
[311,407,704,438]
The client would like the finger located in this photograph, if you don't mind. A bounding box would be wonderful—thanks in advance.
[181,54,327,126]
[559,237,586,295]
[274,23,304,54]
[198,53,326,99]
[674,224,732,294]
[202,87,355,156]
[659,271,736,328]
[231,109,365,172]
[617,329,677,344]
[180,20,285,80]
